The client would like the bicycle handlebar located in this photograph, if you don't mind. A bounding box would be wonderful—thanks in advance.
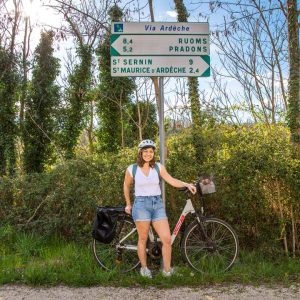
[177,177,214,196]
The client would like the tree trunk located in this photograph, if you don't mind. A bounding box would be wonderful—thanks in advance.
[286,0,300,146]
[174,0,202,127]
[174,0,203,161]
[135,90,143,140]
[88,100,94,154]
[148,0,161,115]
[20,16,31,142]
[291,205,296,257]
[120,91,125,148]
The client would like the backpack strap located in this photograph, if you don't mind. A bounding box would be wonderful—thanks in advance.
[132,163,137,178]
[154,163,160,177]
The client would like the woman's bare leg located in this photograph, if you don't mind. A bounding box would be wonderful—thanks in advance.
[135,221,151,267]
[152,219,172,272]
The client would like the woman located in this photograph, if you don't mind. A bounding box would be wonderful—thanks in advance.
[123,139,196,278]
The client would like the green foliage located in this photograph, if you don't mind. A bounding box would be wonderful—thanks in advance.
[166,124,300,254]
[0,150,136,242]
[1,124,300,255]
[286,0,300,144]
[174,0,203,161]
[96,5,136,152]
[0,47,18,176]
[23,31,60,173]
[61,45,93,158]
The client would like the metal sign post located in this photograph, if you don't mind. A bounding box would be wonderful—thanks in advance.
[158,77,165,203]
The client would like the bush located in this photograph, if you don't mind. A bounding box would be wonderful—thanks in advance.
[1,124,300,255]
[164,124,300,255]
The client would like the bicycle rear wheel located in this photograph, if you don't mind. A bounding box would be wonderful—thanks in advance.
[182,218,239,274]
[93,216,140,272]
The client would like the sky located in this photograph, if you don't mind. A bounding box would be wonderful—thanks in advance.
[11,0,291,124]
[21,0,220,101]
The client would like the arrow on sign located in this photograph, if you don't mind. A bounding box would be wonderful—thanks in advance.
[110,34,209,56]
[111,55,210,77]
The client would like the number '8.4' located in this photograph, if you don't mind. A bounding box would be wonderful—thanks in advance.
[123,38,133,44]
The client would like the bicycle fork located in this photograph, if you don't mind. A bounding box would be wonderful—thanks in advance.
[193,212,217,252]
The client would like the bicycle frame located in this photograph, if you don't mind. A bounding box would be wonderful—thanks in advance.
[94,182,239,274]
[117,198,197,251]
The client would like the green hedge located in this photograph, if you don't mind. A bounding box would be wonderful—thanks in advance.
[1,125,300,255]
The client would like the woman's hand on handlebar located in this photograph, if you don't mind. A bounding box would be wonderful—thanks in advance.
[185,183,197,194]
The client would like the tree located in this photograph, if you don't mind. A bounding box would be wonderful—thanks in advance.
[23,31,60,173]
[285,0,300,145]
[51,0,111,157]
[0,0,23,176]
[174,0,204,161]
[0,47,18,176]
[20,12,33,142]
[174,0,202,126]
[132,78,159,141]
[205,0,288,125]
[97,4,135,152]
[61,44,93,158]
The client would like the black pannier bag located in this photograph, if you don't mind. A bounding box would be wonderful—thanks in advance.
[92,206,125,244]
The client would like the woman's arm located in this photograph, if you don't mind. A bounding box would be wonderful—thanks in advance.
[159,164,197,194]
[123,170,133,213]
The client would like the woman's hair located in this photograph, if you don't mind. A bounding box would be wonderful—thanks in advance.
[136,147,156,167]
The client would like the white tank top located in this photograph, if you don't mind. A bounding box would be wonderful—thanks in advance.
[127,163,161,196]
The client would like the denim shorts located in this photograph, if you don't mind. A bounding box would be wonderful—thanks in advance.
[132,195,168,222]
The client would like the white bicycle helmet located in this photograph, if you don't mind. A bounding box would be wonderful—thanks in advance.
[138,139,156,150]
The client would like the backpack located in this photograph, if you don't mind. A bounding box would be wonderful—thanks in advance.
[92,206,124,244]
[132,163,161,183]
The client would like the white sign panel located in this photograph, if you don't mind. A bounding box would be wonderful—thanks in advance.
[111,56,210,77]
[111,35,209,56]
[110,22,210,77]
[112,22,209,35]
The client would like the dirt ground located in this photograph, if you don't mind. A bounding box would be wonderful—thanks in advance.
[0,284,299,300]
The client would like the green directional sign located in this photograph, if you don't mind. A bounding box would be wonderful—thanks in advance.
[110,22,210,77]
[110,34,209,56]
[111,56,210,77]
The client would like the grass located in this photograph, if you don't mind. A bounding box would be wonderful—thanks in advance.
[1,225,300,287]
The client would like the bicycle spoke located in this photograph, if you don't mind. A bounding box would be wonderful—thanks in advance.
[183,219,239,274]
[93,218,140,272]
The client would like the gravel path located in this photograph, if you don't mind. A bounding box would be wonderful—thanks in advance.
[0,284,300,300]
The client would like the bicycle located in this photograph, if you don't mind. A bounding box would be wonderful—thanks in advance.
[92,178,239,274]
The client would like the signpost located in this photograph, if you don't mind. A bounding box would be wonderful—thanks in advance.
[110,22,210,203]
[110,22,210,77]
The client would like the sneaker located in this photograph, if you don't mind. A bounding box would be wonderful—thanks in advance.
[140,267,152,279]
[162,267,175,277]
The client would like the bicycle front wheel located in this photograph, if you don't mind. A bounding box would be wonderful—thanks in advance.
[182,218,239,274]
[93,216,140,273]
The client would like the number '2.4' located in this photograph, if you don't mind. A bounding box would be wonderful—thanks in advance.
[189,67,199,73]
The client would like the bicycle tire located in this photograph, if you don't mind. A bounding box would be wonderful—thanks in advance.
[181,217,239,274]
[93,216,140,273]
